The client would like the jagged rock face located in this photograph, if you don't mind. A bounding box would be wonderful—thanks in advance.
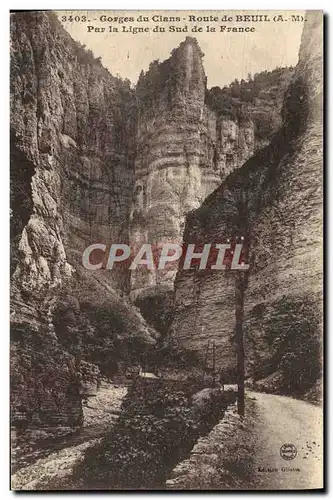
[130,38,220,301]
[170,12,323,392]
[10,12,155,431]
[215,117,254,179]
[11,12,136,300]
[129,38,290,323]
[11,338,84,432]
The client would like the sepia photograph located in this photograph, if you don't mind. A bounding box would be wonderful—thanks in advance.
[10,9,323,491]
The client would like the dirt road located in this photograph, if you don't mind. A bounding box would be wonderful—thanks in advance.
[248,391,323,490]
[12,386,323,491]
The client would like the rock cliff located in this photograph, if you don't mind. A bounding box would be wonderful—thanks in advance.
[130,39,290,330]
[10,11,155,432]
[170,11,323,395]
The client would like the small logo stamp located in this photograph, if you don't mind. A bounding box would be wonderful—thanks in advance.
[280,443,297,461]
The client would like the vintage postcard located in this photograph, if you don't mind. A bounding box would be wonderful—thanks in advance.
[10,10,323,490]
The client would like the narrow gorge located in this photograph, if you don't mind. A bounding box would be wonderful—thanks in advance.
[10,9,322,474]
[170,12,323,397]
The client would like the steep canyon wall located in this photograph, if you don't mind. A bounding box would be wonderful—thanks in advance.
[170,12,323,395]
[10,11,155,431]
[130,38,289,330]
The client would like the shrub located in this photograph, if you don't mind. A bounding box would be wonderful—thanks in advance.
[74,380,235,489]
[52,271,157,377]
[250,295,322,396]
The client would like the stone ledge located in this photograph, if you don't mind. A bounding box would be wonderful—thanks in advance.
[166,402,240,489]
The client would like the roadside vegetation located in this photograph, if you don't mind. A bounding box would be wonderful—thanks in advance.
[73,379,235,489]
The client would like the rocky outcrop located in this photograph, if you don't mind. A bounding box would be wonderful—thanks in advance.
[10,11,155,431]
[130,39,292,329]
[166,401,243,489]
[170,12,323,394]
[206,66,294,152]
[130,38,220,305]
[11,12,136,297]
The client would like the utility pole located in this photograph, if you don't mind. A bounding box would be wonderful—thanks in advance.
[203,337,209,384]
[202,338,216,387]
[235,246,249,416]
[235,273,245,416]
[212,340,216,388]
